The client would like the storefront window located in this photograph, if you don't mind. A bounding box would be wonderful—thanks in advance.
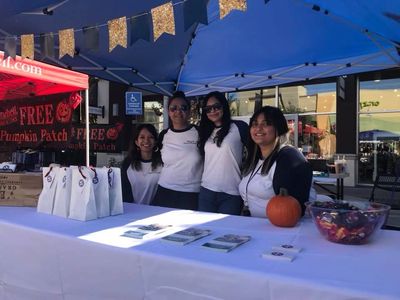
[227,91,256,116]
[279,83,336,114]
[280,83,337,159]
[136,101,164,132]
[359,79,400,183]
[227,89,276,117]
[297,114,336,159]
[359,79,400,113]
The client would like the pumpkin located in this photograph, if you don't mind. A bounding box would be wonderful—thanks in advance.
[106,127,119,140]
[266,188,301,227]
[56,101,72,123]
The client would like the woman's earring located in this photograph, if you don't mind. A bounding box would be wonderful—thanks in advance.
[153,146,159,152]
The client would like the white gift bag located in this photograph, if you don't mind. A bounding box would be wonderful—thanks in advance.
[37,167,59,214]
[69,166,97,221]
[52,167,72,218]
[107,167,123,215]
[91,167,110,218]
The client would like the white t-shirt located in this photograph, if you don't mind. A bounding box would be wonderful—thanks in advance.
[127,161,162,205]
[239,159,276,218]
[158,126,203,193]
[201,123,243,195]
[239,149,315,218]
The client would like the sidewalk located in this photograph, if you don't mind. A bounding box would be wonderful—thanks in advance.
[314,184,373,201]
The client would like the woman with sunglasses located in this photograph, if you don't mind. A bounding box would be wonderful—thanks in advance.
[151,91,203,210]
[121,124,162,204]
[197,91,248,215]
[239,106,312,218]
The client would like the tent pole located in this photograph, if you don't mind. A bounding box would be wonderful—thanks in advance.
[85,88,90,167]
[163,95,169,130]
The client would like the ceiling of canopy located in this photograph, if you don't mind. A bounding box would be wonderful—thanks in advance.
[0,0,399,96]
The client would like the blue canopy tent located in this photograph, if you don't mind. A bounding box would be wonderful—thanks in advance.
[0,0,399,96]
[359,129,400,141]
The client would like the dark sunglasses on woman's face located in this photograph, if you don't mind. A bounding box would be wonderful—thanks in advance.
[169,105,189,112]
[204,103,222,114]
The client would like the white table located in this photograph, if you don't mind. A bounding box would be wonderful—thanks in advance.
[313,173,349,200]
[0,204,399,300]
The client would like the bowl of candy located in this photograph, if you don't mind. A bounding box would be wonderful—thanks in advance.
[307,200,390,244]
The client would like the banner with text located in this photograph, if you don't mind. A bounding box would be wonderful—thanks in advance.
[0,93,75,150]
[68,123,124,153]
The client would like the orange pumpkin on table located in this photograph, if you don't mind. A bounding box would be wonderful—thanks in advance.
[266,188,301,227]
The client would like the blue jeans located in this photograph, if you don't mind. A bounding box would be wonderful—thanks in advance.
[198,186,243,215]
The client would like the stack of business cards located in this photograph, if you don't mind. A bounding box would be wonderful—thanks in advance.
[261,244,302,262]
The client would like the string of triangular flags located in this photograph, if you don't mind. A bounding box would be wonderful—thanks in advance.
[3,0,248,61]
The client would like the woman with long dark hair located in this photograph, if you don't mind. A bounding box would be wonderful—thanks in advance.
[151,91,203,210]
[197,91,248,215]
[239,106,312,218]
[121,124,162,204]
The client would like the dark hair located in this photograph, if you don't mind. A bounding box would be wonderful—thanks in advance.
[168,91,190,108]
[127,124,162,171]
[198,91,231,156]
[242,106,289,176]
[167,91,190,129]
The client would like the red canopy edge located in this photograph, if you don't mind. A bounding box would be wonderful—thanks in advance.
[0,51,88,101]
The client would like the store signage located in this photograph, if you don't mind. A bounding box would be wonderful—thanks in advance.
[360,101,380,109]
[89,105,105,117]
[125,92,142,115]
[0,55,42,77]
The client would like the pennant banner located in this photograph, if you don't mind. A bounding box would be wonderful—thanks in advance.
[183,0,209,31]
[59,28,75,58]
[21,34,34,60]
[130,14,151,45]
[83,26,99,51]
[219,0,247,19]
[9,0,253,60]
[40,33,55,59]
[4,36,17,59]
[151,2,175,42]
[108,16,127,52]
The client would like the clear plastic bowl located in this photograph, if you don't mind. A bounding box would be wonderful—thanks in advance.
[307,200,390,245]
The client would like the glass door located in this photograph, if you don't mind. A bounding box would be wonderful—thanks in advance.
[284,114,298,148]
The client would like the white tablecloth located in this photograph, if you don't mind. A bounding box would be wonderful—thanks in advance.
[0,204,399,300]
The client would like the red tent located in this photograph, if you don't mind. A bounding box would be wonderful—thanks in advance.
[303,124,323,135]
[1,51,90,165]
[0,52,88,101]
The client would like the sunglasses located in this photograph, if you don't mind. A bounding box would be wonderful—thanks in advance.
[250,120,273,128]
[204,103,222,114]
[169,105,189,112]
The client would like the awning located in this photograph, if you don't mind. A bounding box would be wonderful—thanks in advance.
[0,51,88,101]
[0,0,398,96]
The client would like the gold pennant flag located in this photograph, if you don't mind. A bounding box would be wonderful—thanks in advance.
[108,16,127,52]
[151,2,175,42]
[219,0,247,19]
[21,34,34,59]
[59,28,75,58]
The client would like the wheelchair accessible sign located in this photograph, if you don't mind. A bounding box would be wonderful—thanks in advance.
[125,92,142,115]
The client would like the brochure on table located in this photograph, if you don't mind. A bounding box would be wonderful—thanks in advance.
[161,228,212,245]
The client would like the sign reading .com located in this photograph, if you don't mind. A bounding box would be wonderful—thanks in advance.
[0,56,42,76]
